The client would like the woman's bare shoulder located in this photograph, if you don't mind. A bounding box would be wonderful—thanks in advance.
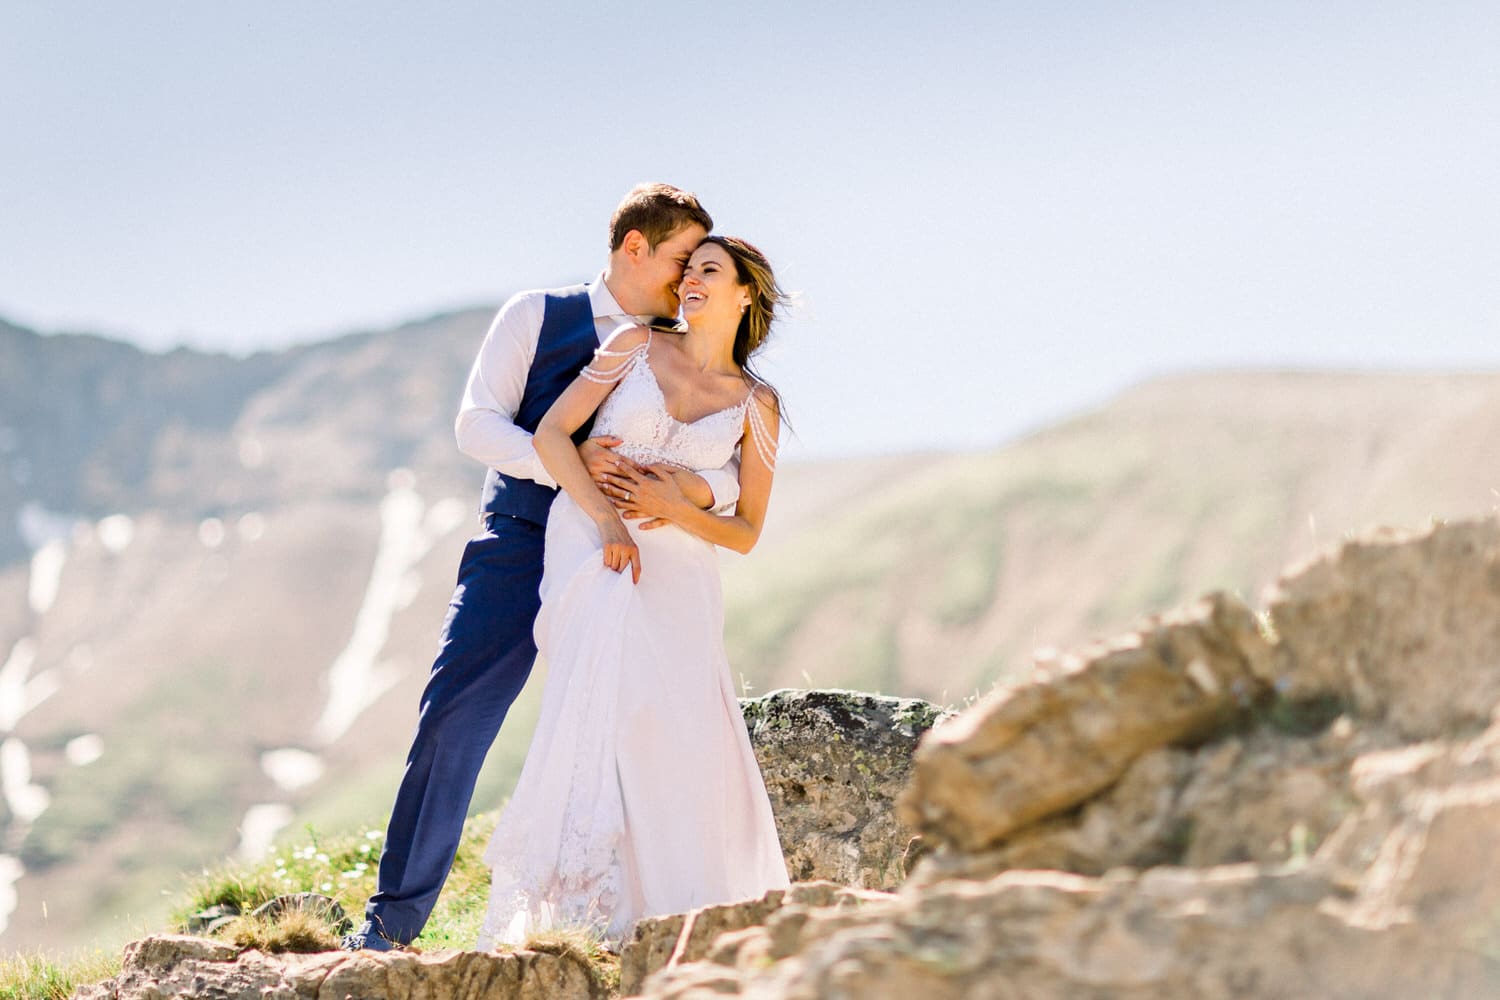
[748,380,781,415]
[597,323,652,354]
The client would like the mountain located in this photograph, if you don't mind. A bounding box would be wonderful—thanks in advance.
[1,311,1496,954]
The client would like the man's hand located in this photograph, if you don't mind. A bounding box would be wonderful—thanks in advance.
[579,435,625,487]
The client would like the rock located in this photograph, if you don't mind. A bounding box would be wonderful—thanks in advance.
[650,810,1500,999]
[75,938,606,1000]
[740,689,949,888]
[640,961,745,999]
[318,948,605,1000]
[908,746,1199,884]
[898,836,928,877]
[1171,725,1366,868]
[665,891,786,969]
[183,904,240,935]
[725,866,1450,1000]
[914,721,1375,884]
[898,592,1272,853]
[121,934,241,970]
[1267,517,1500,738]
[621,913,690,998]
[625,882,895,997]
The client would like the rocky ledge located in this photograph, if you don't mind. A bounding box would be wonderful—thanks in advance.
[74,933,607,1000]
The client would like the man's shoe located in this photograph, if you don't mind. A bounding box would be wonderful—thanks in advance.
[341,921,398,952]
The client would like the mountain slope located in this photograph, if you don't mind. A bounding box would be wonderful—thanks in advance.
[723,371,1500,700]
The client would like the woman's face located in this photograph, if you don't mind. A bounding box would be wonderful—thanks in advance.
[679,242,751,329]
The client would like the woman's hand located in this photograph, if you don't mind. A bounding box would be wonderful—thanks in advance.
[605,463,693,529]
[594,513,641,583]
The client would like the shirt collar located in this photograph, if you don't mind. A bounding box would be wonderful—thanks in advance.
[588,272,642,322]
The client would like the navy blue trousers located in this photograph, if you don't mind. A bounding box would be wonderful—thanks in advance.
[363,515,545,943]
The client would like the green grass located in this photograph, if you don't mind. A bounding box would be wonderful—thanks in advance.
[525,927,621,995]
[175,813,499,951]
[0,949,120,1000]
[219,909,340,954]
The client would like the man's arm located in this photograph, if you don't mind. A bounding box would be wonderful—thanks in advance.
[694,456,741,513]
[454,292,557,486]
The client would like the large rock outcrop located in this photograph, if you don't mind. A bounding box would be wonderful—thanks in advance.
[897,591,1272,853]
[1265,517,1500,736]
[632,515,1500,999]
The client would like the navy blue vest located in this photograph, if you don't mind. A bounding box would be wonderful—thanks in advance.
[478,285,599,526]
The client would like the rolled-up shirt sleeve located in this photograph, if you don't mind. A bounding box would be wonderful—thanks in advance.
[699,458,741,514]
[454,291,558,488]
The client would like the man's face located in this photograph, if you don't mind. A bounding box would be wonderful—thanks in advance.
[637,224,709,317]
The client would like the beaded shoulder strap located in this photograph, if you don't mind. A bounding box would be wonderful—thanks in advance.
[578,325,650,386]
[743,379,779,472]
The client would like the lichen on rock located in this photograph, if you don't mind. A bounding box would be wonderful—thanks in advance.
[740,688,950,889]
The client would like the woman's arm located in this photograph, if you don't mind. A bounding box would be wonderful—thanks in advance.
[611,386,780,555]
[533,326,650,581]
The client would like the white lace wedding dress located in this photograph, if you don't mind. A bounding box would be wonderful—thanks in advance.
[477,333,789,949]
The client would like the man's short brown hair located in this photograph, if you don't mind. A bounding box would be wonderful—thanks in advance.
[608,183,713,251]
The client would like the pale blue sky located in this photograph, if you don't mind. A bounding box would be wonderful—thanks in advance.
[3,2,1497,458]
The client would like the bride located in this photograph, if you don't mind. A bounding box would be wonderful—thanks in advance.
[477,236,790,947]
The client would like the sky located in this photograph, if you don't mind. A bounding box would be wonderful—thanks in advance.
[3,1,1498,459]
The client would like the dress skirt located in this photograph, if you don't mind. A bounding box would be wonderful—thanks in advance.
[477,493,789,947]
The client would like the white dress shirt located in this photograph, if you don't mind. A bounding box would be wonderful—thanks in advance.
[455,275,741,507]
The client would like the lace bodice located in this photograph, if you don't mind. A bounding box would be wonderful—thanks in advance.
[585,333,776,472]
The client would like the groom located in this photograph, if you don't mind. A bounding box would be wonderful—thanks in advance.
[344,183,736,950]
